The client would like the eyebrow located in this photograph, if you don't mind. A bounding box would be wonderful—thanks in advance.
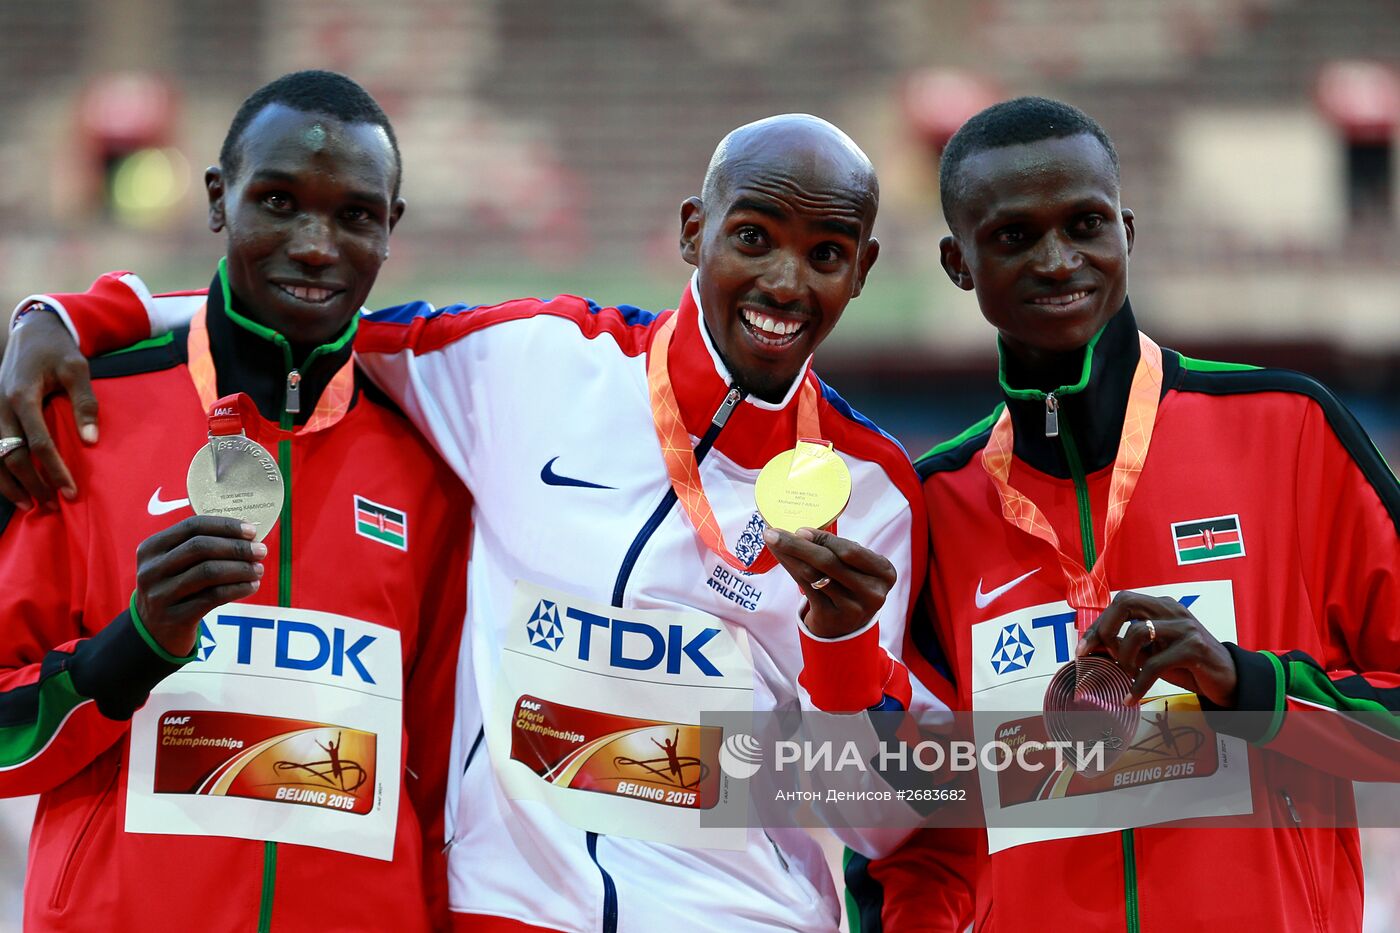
[728,196,862,241]
[246,169,387,205]
[979,198,1114,231]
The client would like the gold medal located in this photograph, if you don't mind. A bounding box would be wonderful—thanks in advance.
[187,396,284,543]
[754,439,851,533]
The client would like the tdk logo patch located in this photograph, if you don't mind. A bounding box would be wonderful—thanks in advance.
[214,615,378,684]
[194,619,217,662]
[527,600,724,677]
[990,623,1035,674]
[526,600,565,651]
[989,594,1200,676]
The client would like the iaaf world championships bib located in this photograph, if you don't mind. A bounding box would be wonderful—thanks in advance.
[126,605,403,861]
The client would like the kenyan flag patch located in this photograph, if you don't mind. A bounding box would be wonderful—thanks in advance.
[355,496,408,551]
[1172,514,1244,565]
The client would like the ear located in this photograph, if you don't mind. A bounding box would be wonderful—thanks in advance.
[388,197,406,233]
[1122,207,1135,257]
[851,237,880,298]
[206,167,226,234]
[939,235,974,291]
[678,197,703,268]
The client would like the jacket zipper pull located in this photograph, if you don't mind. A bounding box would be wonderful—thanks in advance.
[286,370,302,415]
[712,387,743,429]
[1282,790,1302,826]
[1044,392,1060,438]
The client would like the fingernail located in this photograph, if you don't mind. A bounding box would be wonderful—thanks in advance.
[79,424,98,444]
[15,499,32,512]
[254,562,265,576]
[61,486,77,501]
[796,527,815,541]
[1075,639,1087,658]
[251,543,268,559]
[250,579,261,590]
[240,522,257,538]
[762,528,778,545]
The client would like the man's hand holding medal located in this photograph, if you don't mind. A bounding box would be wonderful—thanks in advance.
[755,439,897,640]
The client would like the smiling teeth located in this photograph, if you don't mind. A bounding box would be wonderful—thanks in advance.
[282,285,336,303]
[741,309,803,336]
[1034,291,1089,306]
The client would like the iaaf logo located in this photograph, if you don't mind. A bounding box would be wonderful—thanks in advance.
[525,598,724,677]
[990,594,1198,676]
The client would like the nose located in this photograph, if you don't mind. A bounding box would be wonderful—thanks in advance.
[1029,231,1082,281]
[286,216,339,269]
[758,252,804,307]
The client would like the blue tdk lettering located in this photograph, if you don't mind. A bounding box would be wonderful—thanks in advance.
[277,620,330,670]
[220,615,274,664]
[1031,594,1201,664]
[564,607,722,676]
[216,615,377,684]
[1032,611,1077,663]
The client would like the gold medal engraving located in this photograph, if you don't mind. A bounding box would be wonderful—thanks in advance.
[186,435,284,542]
[754,440,852,533]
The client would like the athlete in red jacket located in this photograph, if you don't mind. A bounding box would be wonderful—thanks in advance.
[848,98,1399,932]
[0,72,469,931]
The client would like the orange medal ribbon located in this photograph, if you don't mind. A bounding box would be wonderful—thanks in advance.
[647,313,822,574]
[981,332,1164,633]
[186,304,355,435]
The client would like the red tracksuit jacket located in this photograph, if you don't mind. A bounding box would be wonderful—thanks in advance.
[850,304,1400,933]
[0,270,470,931]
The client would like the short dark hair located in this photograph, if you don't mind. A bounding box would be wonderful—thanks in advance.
[939,96,1118,222]
[220,70,402,197]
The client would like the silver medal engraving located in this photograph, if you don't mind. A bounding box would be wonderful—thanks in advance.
[186,435,284,542]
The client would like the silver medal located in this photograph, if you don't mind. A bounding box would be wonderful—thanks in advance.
[186,434,284,542]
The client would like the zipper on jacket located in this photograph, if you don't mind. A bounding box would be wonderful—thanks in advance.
[1120,830,1140,933]
[255,401,296,933]
[443,727,486,853]
[610,387,743,606]
[596,386,744,933]
[50,766,119,910]
[1282,790,1326,932]
[1055,407,1097,567]
[1057,404,1137,931]
[285,370,302,415]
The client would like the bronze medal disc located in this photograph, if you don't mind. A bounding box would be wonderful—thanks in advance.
[1042,656,1141,776]
[186,435,284,542]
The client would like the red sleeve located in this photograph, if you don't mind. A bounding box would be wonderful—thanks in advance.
[845,828,981,933]
[1206,396,1400,779]
[26,272,156,357]
[0,400,187,796]
[401,478,471,931]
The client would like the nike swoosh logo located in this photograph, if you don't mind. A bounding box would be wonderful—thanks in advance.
[540,457,615,490]
[147,488,191,516]
[974,568,1040,609]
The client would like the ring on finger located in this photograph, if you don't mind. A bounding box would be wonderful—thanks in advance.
[811,576,831,591]
[0,436,26,458]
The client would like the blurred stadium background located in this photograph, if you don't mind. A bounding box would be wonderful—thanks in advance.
[0,0,1397,929]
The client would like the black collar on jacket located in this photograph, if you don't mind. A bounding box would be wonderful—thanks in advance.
[997,299,1146,479]
[203,263,358,427]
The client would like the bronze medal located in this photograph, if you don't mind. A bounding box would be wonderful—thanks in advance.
[1042,656,1140,776]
